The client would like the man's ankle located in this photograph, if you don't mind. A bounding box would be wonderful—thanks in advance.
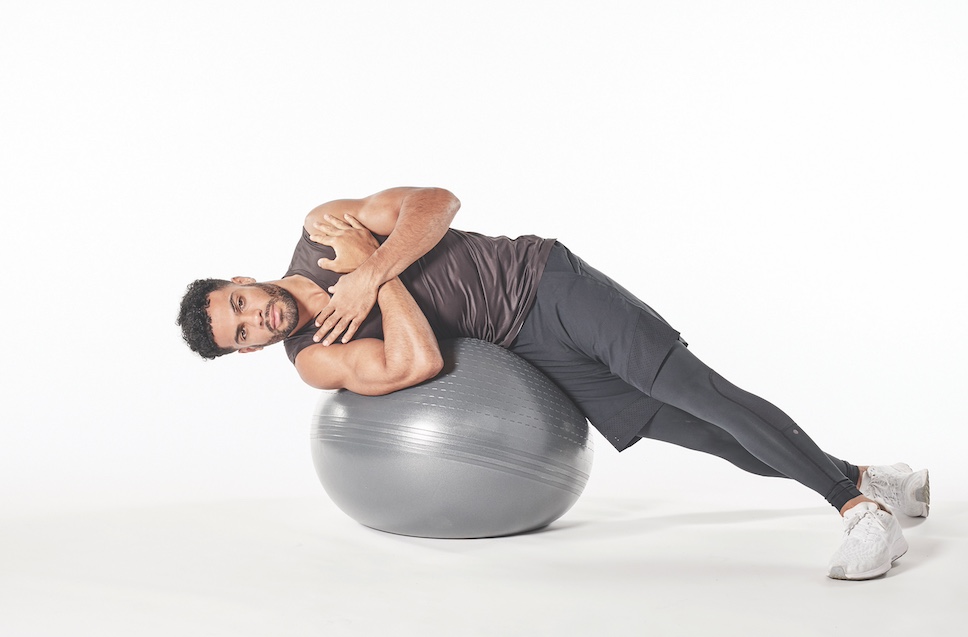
[856,465,869,489]
[840,494,886,516]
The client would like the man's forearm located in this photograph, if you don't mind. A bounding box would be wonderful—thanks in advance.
[377,277,442,382]
[359,188,460,287]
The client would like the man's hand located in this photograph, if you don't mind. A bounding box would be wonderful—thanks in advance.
[302,188,460,345]
[309,214,381,345]
[310,213,380,273]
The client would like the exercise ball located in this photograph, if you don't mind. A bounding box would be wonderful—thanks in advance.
[310,338,594,538]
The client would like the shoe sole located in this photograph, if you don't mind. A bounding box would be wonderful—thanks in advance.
[828,535,909,581]
[904,469,930,518]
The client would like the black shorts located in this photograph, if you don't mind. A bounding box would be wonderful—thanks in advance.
[509,242,684,451]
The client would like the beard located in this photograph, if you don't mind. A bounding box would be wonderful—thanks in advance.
[256,282,299,346]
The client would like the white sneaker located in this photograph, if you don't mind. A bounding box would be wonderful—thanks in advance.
[860,463,930,518]
[828,502,908,580]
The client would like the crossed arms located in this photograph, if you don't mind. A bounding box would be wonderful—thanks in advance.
[292,187,460,396]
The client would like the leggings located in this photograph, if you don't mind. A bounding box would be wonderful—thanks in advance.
[644,343,862,510]
[638,402,859,488]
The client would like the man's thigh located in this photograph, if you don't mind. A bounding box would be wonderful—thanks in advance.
[521,244,682,395]
[511,299,665,450]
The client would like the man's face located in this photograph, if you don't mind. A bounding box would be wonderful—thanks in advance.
[207,281,299,353]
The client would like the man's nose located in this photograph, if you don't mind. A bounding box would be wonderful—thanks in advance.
[245,307,264,328]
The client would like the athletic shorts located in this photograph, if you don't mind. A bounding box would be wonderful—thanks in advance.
[509,242,685,451]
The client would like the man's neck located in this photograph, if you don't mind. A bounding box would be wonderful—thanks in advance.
[275,275,330,336]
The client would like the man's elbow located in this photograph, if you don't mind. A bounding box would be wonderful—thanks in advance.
[382,351,443,394]
[422,187,460,218]
[444,190,461,216]
[401,350,444,386]
[420,350,445,382]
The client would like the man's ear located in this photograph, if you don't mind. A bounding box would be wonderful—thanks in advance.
[239,345,264,354]
[231,276,257,285]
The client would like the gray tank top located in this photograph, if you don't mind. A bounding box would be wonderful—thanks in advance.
[282,228,555,364]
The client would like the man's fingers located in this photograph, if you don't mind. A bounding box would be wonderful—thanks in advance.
[313,310,364,345]
[314,305,333,328]
[340,320,360,343]
[312,320,331,342]
[313,220,336,234]
[321,317,352,346]
[314,304,351,343]
[318,257,350,274]
[316,312,339,335]
[343,214,364,229]
[323,214,351,230]
[314,317,339,343]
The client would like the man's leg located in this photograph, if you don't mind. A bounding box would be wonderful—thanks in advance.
[517,243,915,577]
[638,402,861,488]
[642,343,915,579]
[642,406,930,519]
[646,342,862,510]
[528,244,862,509]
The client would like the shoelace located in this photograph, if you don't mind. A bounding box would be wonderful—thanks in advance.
[844,509,885,543]
[868,472,903,505]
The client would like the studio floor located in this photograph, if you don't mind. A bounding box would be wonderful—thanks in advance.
[3,492,965,636]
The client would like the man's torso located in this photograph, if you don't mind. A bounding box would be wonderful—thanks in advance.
[282,228,555,364]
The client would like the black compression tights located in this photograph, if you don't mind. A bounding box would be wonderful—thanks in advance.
[642,343,862,511]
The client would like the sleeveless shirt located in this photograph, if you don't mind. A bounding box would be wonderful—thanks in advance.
[282,228,556,364]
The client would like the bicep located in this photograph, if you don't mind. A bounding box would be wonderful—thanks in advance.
[304,188,416,237]
[303,198,366,235]
[294,338,400,396]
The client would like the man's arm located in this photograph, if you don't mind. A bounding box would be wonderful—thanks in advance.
[293,277,443,396]
[305,187,460,344]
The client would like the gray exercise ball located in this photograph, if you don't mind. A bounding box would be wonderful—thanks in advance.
[310,338,594,538]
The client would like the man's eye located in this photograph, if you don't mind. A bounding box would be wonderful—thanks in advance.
[238,297,244,310]
[241,328,247,341]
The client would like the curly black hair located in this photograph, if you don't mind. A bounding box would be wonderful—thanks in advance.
[177,278,234,359]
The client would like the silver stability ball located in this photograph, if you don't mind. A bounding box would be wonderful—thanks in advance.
[310,338,594,538]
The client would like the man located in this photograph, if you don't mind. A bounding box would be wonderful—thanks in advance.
[178,186,929,580]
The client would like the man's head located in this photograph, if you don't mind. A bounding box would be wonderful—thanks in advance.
[177,277,299,358]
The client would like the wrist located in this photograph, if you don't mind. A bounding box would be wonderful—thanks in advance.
[378,277,403,294]
[355,250,392,288]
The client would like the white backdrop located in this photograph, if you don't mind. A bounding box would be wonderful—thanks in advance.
[2,1,965,518]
